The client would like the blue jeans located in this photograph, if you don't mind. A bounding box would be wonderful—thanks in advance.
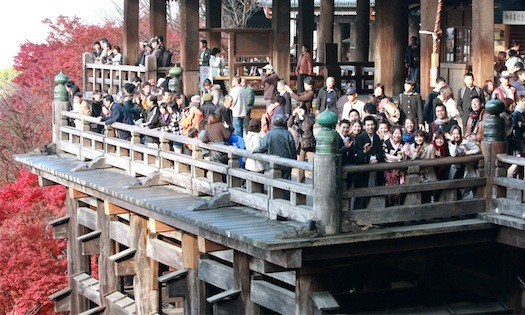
[410,67,420,93]
[233,117,244,137]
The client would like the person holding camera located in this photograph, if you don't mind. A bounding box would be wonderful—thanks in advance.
[260,64,279,108]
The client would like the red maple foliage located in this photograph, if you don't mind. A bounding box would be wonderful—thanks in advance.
[0,169,66,314]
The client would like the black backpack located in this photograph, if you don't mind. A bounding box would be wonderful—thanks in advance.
[161,50,173,67]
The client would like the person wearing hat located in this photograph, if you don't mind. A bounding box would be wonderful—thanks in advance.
[200,93,217,121]
[284,76,315,113]
[341,87,365,121]
[398,78,423,129]
[512,69,525,97]
[150,37,165,68]
[493,71,518,102]
[260,64,279,108]
[180,97,204,135]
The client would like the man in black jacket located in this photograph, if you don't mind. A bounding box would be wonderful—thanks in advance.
[457,72,485,127]
[316,76,341,115]
[99,95,134,140]
[353,116,384,209]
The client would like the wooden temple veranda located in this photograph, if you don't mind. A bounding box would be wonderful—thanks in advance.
[13,0,525,314]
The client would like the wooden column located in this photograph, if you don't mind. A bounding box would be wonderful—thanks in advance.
[297,0,314,55]
[374,0,409,96]
[131,214,158,313]
[66,189,89,313]
[317,0,334,63]
[355,0,370,62]
[295,271,328,315]
[420,0,439,97]
[150,0,167,45]
[272,0,291,81]
[96,199,117,304]
[180,0,200,96]
[205,0,222,49]
[472,0,495,84]
[233,251,260,314]
[123,0,139,65]
[182,233,207,314]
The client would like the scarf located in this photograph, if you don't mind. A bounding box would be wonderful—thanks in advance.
[469,109,481,133]
[433,115,451,126]
[432,140,448,158]
[402,132,415,144]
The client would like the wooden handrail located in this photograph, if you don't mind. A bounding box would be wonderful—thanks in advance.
[343,154,484,174]
[61,111,312,171]
[496,153,525,167]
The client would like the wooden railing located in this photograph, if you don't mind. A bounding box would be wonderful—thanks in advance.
[60,111,314,223]
[218,61,374,93]
[57,111,493,231]
[82,53,172,96]
[491,154,525,221]
[341,155,486,230]
[82,51,374,96]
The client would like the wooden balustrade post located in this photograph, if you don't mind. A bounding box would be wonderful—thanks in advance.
[145,55,158,85]
[53,72,70,153]
[82,52,92,93]
[481,99,507,211]
[313,110,341,235]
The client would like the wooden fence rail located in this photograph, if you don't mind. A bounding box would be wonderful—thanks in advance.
[59,110,493,229]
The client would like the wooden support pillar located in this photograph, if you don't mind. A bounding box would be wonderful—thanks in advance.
[472,0,495,84]
[272,0,291,81]
[66,189,89,313]
[233,251,260,314]
[482,99,507,211]
[355,0,370,62]
[420,0,439,97]
[297,0,314,56]
[295,271,328,315]
[182,233,207,314]
[313,110,342,235]
[317,0,334,63]
[123,0,139,65]
[130,214,158,313]
[96,199,117,306]
[180,0,200,96]
[374,0,409,96]
[150,0,167,45]
[205,0,222,49]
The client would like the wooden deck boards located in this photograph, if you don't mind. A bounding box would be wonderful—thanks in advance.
[15,154,494,252]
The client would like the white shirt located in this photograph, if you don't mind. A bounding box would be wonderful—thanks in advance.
[341,100,365,120]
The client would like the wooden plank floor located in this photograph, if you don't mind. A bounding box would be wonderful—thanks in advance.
[15,154,494,251]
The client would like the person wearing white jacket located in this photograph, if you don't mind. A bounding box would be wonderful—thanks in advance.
[446,125,480,180]
[229,76,247,137]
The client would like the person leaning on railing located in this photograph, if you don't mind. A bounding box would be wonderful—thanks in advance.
[98,95,134,141]
[252,114,297,181]
[447,125,480,180]
[383,125,409,206]
[244,119,265,173]
[202,113,231,164]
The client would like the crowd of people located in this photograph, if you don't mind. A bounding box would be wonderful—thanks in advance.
[70,37,525,207]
